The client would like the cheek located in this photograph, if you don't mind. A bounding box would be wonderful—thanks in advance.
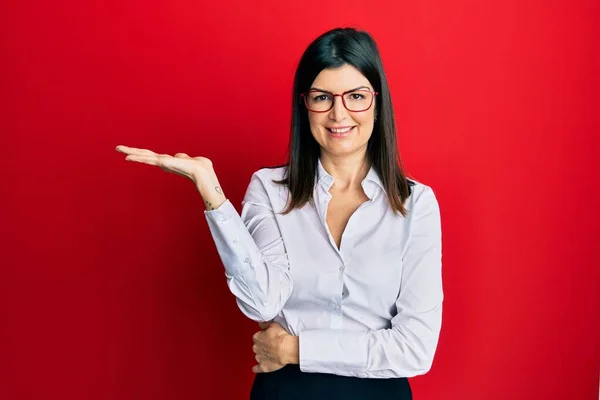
[308,114,326,134]
[362,109,376,124]
[354,115,375,142]
[356,113,375,131]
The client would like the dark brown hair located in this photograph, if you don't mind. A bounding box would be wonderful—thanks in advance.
[274,27,413,216]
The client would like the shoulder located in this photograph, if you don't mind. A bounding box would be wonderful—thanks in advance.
[404,178,440,217]
[243,166,288,202]
[248,166,287,191]
[251,165,287,183]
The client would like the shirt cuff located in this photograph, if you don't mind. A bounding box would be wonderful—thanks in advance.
[299,329,367,375]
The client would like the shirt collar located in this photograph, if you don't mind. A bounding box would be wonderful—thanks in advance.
[316,158,385,197]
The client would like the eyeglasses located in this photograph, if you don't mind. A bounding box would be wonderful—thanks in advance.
[301,89,378,113]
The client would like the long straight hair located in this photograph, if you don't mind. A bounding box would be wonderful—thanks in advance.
[274,27,413,216]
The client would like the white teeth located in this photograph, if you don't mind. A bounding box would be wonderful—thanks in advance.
[329,127,353,133]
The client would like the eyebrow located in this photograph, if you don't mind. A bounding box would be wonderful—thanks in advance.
[309,85,372,93]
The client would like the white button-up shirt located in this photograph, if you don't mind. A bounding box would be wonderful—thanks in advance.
[205,159,443,378]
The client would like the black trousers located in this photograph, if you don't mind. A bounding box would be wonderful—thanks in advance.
[250,364,412,400]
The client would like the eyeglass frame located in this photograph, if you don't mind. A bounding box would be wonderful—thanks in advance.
[300,88,379,113]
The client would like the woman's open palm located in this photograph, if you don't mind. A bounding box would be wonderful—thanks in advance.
[115,145,213,183]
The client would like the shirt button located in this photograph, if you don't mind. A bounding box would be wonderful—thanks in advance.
[244,257,250,263]
[339,265,345,272]
[233,238,239,244]
[221,218,229,224]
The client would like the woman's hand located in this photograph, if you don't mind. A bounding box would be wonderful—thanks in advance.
[115,145,213,184]
[252,322,299,373]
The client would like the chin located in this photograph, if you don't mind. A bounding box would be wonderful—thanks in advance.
[322,143,362,156]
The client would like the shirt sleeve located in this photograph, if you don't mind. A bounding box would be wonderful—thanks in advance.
[298,185,443,378]
[204,171,293,322]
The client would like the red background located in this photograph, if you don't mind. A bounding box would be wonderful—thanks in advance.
[1,0,598,399]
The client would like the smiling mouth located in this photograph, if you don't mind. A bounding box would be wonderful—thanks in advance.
[327,126,355,134]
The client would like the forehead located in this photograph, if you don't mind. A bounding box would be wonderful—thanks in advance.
[311,64,372,92]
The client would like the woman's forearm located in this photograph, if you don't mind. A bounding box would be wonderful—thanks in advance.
[194,167,227,211]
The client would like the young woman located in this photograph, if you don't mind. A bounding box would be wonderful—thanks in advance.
[116,27,443,400]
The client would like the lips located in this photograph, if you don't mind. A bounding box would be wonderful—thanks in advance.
[326,126,355,138]
[327,126,354,133]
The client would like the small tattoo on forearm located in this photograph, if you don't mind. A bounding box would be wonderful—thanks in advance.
[205,200,215,210]
[215,186,223,195]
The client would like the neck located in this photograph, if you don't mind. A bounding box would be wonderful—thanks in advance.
[319,151,370,191]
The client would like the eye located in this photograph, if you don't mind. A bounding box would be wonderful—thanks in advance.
[312,94,331,102]
[348,92,367,100]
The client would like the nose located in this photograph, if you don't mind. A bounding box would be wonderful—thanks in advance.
[328,95,348,121]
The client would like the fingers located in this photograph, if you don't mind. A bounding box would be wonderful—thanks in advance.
[252,333,284,374]
[116,145,157,156]
[116,146,192,160]
[121,152,198,182]
[253,343,269,359]
[124,155,161,167]
[252,362,282,374]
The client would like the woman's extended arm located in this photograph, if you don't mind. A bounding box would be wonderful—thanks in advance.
[115,145,293,322]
